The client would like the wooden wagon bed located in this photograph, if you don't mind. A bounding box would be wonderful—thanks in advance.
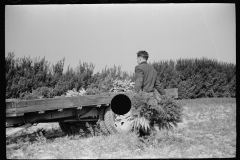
[6,92,134,117]
[6,88,178,117]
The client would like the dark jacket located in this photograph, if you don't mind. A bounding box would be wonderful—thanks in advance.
[134,61,165,95]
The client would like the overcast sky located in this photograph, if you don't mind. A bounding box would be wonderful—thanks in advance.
[5,4,235,74]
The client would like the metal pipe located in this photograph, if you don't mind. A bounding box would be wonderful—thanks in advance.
[110,94,132,115]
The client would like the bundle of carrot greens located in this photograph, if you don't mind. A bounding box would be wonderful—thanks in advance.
[130,90,183,135]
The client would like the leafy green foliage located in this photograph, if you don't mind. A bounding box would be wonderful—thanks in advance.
[110,79,134,92]
[85,76,114,95]
[85,66,135,95]
[150,60,180,89]
[6,52,52,98]
[131,90,183,133]
[6,52,235,100]
[152,57,235,99]
[19,87,54,100]
[5,53,96,99]
[132,116,150,133]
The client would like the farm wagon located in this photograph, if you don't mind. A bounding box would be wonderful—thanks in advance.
[6,89,178,137]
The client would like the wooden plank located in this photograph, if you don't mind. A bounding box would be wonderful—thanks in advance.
[6,99,27,109]
[6,92,134,117]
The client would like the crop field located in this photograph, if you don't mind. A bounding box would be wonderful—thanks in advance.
[6,98,236,159]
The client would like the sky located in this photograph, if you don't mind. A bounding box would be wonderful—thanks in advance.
[5,4,236,74]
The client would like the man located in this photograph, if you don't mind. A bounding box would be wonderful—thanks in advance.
[134,50,166,95]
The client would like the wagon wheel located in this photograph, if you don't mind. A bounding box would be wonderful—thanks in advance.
[98,107,110,135]
[58,121,96,135]
[104,106,133,134]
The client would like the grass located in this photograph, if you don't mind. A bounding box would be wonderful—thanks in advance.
[6,98,236,159]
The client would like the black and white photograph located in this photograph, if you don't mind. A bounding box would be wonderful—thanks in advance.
[6,3,236,159]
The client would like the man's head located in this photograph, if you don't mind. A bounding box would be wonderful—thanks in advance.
[137,50,149,64]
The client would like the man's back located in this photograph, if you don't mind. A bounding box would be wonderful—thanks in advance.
[134,61,165,95]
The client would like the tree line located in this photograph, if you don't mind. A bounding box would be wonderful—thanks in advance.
[6,52,235,99]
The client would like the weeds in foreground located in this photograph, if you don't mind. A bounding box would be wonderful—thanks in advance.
[7,121,168,158]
